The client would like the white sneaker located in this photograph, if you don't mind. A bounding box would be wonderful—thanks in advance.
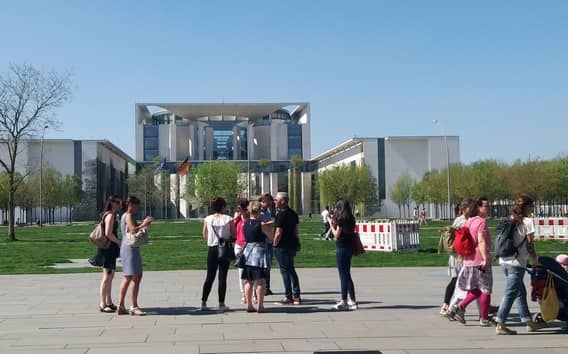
[333,302,349,310]
[348,300,358,310]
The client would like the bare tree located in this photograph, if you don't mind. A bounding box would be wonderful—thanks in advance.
[0,64,71,240]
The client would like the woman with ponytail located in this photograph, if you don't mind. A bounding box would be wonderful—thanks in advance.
[494,195,543,335]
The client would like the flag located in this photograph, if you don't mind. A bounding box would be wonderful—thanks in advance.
[177,157,191,176]
[156,157,167,172]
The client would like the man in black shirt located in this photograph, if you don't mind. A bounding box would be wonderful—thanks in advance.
[273,192,301,305]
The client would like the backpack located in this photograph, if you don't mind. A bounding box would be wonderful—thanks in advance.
[438,226,456,254]
[494,218,523,258]
[453,226,476,257]
[88,212,110,249]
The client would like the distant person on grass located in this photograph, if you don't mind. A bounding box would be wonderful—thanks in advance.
[117,196,154,316]
[330,199,358,311]
[273,192,302,305]
[200,197,235,312]
[93,196,122,313]
[320,206,331,240]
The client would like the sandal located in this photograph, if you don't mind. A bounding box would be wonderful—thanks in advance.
[246,307,256,313]
[116,306,129,315]
[129,307,146,316]
[99,306,114,313]
[106,303,117,311]
[257,306,265,313]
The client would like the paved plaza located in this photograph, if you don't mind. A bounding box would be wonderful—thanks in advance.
[0,267,567,354]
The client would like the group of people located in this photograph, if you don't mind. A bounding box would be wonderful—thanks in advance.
[440,195,568,335]
[90,191,360,315]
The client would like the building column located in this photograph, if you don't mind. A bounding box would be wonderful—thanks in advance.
[301,172,312,215]
[269,172,278,196]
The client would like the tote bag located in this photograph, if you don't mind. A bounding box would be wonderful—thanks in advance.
[541,274,560,322]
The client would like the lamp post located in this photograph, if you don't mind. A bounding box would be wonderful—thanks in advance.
[39,125,48,227]
[237,129,258,199]
[433,120,451,219]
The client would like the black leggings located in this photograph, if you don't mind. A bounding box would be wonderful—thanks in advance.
[444,277,458,305]
[201,246,230,303]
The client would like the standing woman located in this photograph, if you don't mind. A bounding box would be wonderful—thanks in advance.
[241,201,274,313]
[117,196,154,316]
[201,197,236,312]
[96,196,122,313]
[234,198,249,304]
[330,199,358,310]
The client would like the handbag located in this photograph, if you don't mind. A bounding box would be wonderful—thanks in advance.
[212,225,236,261]
[540,274,560,322]
[88,212,110,249]
[127,228,149,247]
[352,232,365,256]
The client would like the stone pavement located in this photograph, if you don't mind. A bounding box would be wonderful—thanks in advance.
[0,267,567,354]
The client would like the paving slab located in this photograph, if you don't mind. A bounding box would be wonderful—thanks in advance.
[0,267,567,354]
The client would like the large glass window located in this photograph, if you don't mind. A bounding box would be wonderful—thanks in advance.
[288,123,302,159]
[143,125,159,161]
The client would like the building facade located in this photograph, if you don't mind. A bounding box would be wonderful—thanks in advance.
[135,103,312,216]
[313,136,460,218]
[0,139,135,223]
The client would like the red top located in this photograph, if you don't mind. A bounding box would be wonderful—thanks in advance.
[234,213,248,246]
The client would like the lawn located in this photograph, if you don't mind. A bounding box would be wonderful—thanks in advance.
[0,219,566,274]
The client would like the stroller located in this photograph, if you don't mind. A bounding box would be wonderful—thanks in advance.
[529,256,568,324]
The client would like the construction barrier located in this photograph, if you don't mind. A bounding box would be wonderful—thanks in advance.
[355,220,420,252]
[535,217,568,240]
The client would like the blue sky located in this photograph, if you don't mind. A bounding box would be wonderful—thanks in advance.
[1,0,567,163]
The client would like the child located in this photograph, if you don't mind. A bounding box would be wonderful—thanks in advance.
[557,254,568,272]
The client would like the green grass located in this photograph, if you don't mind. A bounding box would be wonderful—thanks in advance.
[0,220,566,274]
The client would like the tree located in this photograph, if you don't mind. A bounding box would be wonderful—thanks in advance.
[61,175,83,223]
[0,64,71,240]
[389,171,414,218]
[316,163,378,216]
[289,155,303,213]
[186,161,243,212]
[127,167,161,217]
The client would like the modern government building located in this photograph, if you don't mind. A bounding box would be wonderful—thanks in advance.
[3,101,460,222]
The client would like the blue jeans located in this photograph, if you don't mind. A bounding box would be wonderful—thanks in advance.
[495,264,531,324]
[336,247,355,301]
[265,243,273,290]
[275,248,300,299]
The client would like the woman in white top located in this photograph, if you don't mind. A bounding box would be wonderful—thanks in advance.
[200,197,236,312]
[494,195,542,335]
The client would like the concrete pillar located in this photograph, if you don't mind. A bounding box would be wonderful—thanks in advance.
[269,172,279,196]
[301,172,312,215]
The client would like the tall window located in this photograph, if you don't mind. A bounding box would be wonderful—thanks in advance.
[143,125,159,161]
[288,123,302,159]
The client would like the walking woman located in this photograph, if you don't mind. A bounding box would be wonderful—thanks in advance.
[440,199,472,315]
[494,195,543,335]
[330,199,358,310]
[241,201,274,313]
[95,196,122,313]
[201,197,236,312]
[448,197,493,326]
[117,196,154,316]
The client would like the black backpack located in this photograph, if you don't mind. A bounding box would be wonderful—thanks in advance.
[494,218,525,258]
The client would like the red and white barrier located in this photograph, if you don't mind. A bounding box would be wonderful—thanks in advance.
[355,220,420,252]
[535,217,568,240]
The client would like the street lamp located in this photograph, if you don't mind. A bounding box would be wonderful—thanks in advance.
[237,132,258,199]
[39,125,48,227]
[433,120,451,219]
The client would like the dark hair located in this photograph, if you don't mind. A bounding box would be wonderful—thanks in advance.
[101,195,121,219]
[465,198,480,218]
[458,198,474,218]
[333,199,356,234]
[236,198,249,210]
[211,197,226,213]
[127,196,141,206]
[512,195,534,224]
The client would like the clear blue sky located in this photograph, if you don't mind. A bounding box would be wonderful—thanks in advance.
[1,0,567,163]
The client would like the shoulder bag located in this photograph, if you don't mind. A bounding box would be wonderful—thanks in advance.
[127,227,149,247]
[212,223,236,261]
[88,212,110,249]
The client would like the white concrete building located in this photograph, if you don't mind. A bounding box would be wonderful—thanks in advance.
[0,139,135,222]
[134,103,312,216]
[313,136,460,218]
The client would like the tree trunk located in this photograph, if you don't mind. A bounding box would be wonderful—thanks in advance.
[7,174,16,241]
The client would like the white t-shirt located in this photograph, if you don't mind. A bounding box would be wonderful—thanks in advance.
[321,209,329,223]
[499,217,535,268]
[204,214,233,247]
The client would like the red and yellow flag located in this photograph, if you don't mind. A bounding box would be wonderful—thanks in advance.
[177,157,191,176]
